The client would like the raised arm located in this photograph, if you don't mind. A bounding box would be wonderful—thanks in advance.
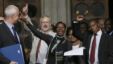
[21,4,53,45]
[26,22,53,45]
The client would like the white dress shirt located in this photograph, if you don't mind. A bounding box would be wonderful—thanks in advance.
[29,30,56,64]
[5,21,14,35]
[89,30,102,64]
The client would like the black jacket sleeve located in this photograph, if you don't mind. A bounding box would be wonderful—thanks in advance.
[0,41,10,64]
[26,23,53,45]
[0,23,10,64]
[107,36,113,64]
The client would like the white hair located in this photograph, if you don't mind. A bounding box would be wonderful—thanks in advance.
[5,5,19,16]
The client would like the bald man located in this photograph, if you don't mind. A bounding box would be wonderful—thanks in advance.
[0,5,25,64]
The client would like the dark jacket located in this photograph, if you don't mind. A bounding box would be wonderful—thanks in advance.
[26,23,72,64]
[84,32,113,64]
[0,21,25,64]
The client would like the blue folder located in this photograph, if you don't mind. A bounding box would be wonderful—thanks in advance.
[0,44,25,64]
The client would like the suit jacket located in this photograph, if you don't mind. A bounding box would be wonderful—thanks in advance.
[84,32,113,64]
[26,23,72,64]
[0,21,25,64]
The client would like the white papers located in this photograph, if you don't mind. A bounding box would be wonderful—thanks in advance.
[64,47,85,56]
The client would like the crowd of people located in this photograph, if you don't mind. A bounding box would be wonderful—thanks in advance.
[0,4,113,64]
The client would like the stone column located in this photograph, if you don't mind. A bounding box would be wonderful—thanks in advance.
[41,0,71,26]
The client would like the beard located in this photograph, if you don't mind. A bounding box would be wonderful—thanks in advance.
[41,25,49,31]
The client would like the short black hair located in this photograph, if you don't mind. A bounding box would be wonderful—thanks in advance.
[55,21,66,29]
[89,18,99,24]
[66,27,72,36]
[66,27,82,41]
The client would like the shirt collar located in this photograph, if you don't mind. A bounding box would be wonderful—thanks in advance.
[56,35,64,38]
[4,21,14,29]
[96,29,102,36]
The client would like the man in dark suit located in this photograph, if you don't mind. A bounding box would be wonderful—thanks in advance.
[0,5,25,64]
[84,18,113,64]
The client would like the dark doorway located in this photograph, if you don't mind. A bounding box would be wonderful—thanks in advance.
[109,0,113,20]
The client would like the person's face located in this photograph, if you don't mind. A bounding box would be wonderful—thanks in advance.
[40,18,51,32]
[56,23,66,36]
[98,19,105,30]
[67,30,77,43]
[105,20,112,32]
[10,10,19,24]
[76,15,84,21]
[80,24,88,34]
[89,21,100,33]
[67,30,73,41]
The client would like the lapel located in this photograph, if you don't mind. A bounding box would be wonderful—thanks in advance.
[50,36,65,53]
[2,22,15,40]
[98,32,104,51]
[49,37,56,51]
[98,32,106,57]
[85,34,93,60]
[87,35,92,51]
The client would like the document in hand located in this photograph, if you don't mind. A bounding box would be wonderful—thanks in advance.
[0,44,25,64]
[64,47,85,56]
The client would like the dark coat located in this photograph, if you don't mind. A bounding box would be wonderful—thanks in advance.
[84,32,113,64]
[0,21,25,64]
[26,23,72,64]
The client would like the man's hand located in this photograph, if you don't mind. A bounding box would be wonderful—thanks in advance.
[0,17,4,20]
[19,4,29,23]
[22,4,28,17]
[20,4,28,19]
[9,61,17,64]
[76,15,84,22]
